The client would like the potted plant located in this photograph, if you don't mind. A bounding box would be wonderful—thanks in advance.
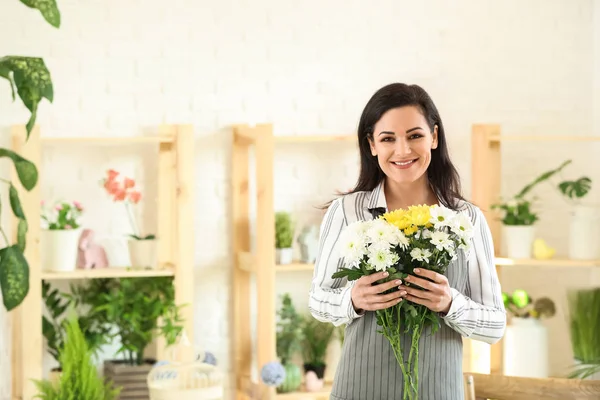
[502,289,556,378]
[101,169,158,269]
[301,316,335,391]
[567,287,600,380]
[91,277,184,399]
[276,293,303,393]
[275,212,294,265]
[41,281,111,383]
[492,160,570,258]
[33,316,121,400]
[555,172,596,260]
[40,200,84,272]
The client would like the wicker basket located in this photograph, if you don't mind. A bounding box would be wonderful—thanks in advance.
[147,361,223,400]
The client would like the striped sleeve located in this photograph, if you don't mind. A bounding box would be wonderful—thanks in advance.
[308,198,364,327]
[442,205,507,344]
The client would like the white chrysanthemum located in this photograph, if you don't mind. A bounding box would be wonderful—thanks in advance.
[366,218,399,247]
[450,212,474,242]
[430,231,452,252]
[338,223,368,266]
[367,247,399,272]
[394,230,410,249]
[410,248,433,263]
[429,205,456,228]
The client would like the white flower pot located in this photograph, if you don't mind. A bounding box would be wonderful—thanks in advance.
[569,205,600,260]
[503,225,535,259]
[40,229,82,272]
[276,248,293,265]
[503,317,548,378]
[128,239,158,268]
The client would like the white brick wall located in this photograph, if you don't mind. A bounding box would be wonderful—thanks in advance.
[1,0,599,397]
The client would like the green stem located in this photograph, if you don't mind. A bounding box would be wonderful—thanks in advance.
[124,201,140,237]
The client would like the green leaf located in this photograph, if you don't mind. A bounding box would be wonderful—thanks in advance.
[0,148,38,190]
[331,268,364,281]
[9,184,25,220]
[0,245,30,311]
[0,56,54,138]
[19,0,61,28]
[17,219,27,252]
[516,160,571,199]
[558,177,592,199]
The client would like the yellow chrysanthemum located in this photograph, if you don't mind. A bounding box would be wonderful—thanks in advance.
[382,209,411,230]
[407,205,432,227]
[403,225,418,236]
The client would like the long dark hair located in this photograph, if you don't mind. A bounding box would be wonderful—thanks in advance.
[344,83,465,210]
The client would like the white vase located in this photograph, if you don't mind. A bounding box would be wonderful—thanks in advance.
[40,229,82,272]
[127,239,158,269]
[503,225,535,259]
[569,205,600,260]
[276,248,293,265]
[503,317,548,378]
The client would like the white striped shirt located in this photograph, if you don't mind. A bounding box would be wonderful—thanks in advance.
[308,180,506,345]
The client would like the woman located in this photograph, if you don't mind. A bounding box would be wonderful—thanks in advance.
[308,83,506,400]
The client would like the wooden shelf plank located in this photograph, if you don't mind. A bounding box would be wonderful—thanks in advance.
[275,135,355,143]
[275,262,315,272]
[490,135,600,143]
[276,385,332,400]
[41,136,174,145]
[495,257,600,267]
[41,267,175,280]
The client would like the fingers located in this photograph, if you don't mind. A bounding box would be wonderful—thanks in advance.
[402,285,439,302]
[413,268,447,284]
[364,271,390,284]
[366,278,402,295]
[374,288,406,304]
[371,297,403,310]
[404,274,436,291]
[403,293,433,309]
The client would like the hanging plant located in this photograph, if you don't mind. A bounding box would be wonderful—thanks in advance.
[0,0,60,311]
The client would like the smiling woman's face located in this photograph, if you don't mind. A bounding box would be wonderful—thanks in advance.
[368,106,438,186]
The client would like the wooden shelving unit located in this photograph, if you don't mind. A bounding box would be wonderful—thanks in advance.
[469,124,600,375]
[10,125,195,400]
[275,262,315,272]
[232,125,357,400]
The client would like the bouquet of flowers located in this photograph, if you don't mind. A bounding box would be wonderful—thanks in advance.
[332,204,475,400]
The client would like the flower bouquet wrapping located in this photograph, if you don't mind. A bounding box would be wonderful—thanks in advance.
[332,204,475,399]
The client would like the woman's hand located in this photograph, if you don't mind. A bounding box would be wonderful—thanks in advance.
[351,271,406,313]
[400,268,453,314]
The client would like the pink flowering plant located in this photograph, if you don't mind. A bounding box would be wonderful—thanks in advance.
[41,200,84,230]
[101,169,154,240]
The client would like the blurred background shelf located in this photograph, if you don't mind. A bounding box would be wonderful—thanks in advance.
[40,266,176,280]
[275,384,332,400]
[495,257,600,267]
[275,262,315,272]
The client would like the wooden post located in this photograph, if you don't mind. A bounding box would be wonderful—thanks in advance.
[232,126,253,398]
[470,124,503,375]
[254,124,275,400]
[11,125,42,400]
[232,124,276,400]
[173,125,195,359]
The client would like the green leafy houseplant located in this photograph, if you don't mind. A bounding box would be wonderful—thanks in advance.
[0,1,60,311]
[502,289,556,319]
[567,287,600,379]
[33,316,121,400]
[301,316,335,379]
[492,160,571,225]
[90,277,184,366]
[275,212,294,249]
[276,293,303,393]
[42,281,111,371]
